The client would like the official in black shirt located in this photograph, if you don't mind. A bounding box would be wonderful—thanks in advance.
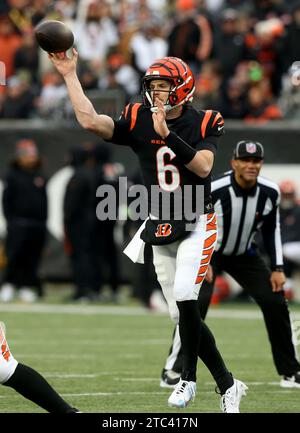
[162,140,300,389]
[0,139,47,302]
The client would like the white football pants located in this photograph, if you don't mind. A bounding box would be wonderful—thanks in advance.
[152,212,217,323]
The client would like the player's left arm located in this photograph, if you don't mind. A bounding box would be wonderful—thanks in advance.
[261,191,286,292]
[185,149,214,178]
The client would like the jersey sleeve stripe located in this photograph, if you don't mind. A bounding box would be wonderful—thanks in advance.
[201,109,212,138]
[124,104,130,119]
[130,103,142,131]
[212,112,222,127]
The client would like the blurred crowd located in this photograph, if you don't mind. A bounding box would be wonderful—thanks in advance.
[1,0,300,121]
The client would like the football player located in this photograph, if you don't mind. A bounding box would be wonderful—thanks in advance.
[0,322,78,412]
[49,50,247,412]
[161,141,300,391]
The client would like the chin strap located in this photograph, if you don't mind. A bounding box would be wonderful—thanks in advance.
[150,104,172,113]
[145,90,173,113]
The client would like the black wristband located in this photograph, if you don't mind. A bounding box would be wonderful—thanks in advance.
[272,266,284,272]
[164,131,197,164]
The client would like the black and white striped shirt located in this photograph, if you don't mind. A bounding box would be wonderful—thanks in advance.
[211,171,283,270]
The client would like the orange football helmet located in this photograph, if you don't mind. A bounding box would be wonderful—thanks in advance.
[142,57,195,112]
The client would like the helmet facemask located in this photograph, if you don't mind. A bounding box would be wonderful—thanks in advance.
[142,78,179,113]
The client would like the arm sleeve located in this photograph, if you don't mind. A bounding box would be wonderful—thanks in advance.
[196,110,225,155]
[111,118,131,146]
[197,135,218,155]
[109,103,140,146]
[261,195,284,271]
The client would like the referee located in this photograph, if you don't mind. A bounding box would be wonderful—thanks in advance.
[161,140,300,389]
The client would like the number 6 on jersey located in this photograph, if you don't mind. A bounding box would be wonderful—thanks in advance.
[156,146,180,192]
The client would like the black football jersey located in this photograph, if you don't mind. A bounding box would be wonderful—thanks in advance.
[110,103,224,219]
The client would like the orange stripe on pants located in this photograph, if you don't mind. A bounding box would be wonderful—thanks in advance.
[195,213,217,285]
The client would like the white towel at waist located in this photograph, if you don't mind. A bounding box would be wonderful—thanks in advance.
[123,219,147,264]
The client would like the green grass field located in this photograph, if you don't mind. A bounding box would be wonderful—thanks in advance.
[0,291,300,413]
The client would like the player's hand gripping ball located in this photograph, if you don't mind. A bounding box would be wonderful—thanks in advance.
[35,20,74,53]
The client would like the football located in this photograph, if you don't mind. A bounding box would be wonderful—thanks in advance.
[35,20,74,53]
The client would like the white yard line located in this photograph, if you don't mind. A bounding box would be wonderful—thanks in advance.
[26,374,296,389]
[62,392,166,397]
[0,304,148,316]
[0,303,300,319]
[0,389,295,400]
[12,339,170,346]
[61,389,295,396]
[114,378,291,387]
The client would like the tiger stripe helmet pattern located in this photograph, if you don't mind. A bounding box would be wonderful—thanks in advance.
[142,57,195,112]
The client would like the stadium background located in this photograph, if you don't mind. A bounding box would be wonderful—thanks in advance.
[0,115,300,290]
[0,0,300,300]
[0,0,300,414]
[0,0,300,298]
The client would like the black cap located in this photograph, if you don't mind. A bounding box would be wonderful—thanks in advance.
[233,140,264,160]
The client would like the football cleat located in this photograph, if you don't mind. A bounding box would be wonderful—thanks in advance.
[160,369,181,388]
[168,379,196,408]
[280,372,300,388]
[220,379,248,413]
